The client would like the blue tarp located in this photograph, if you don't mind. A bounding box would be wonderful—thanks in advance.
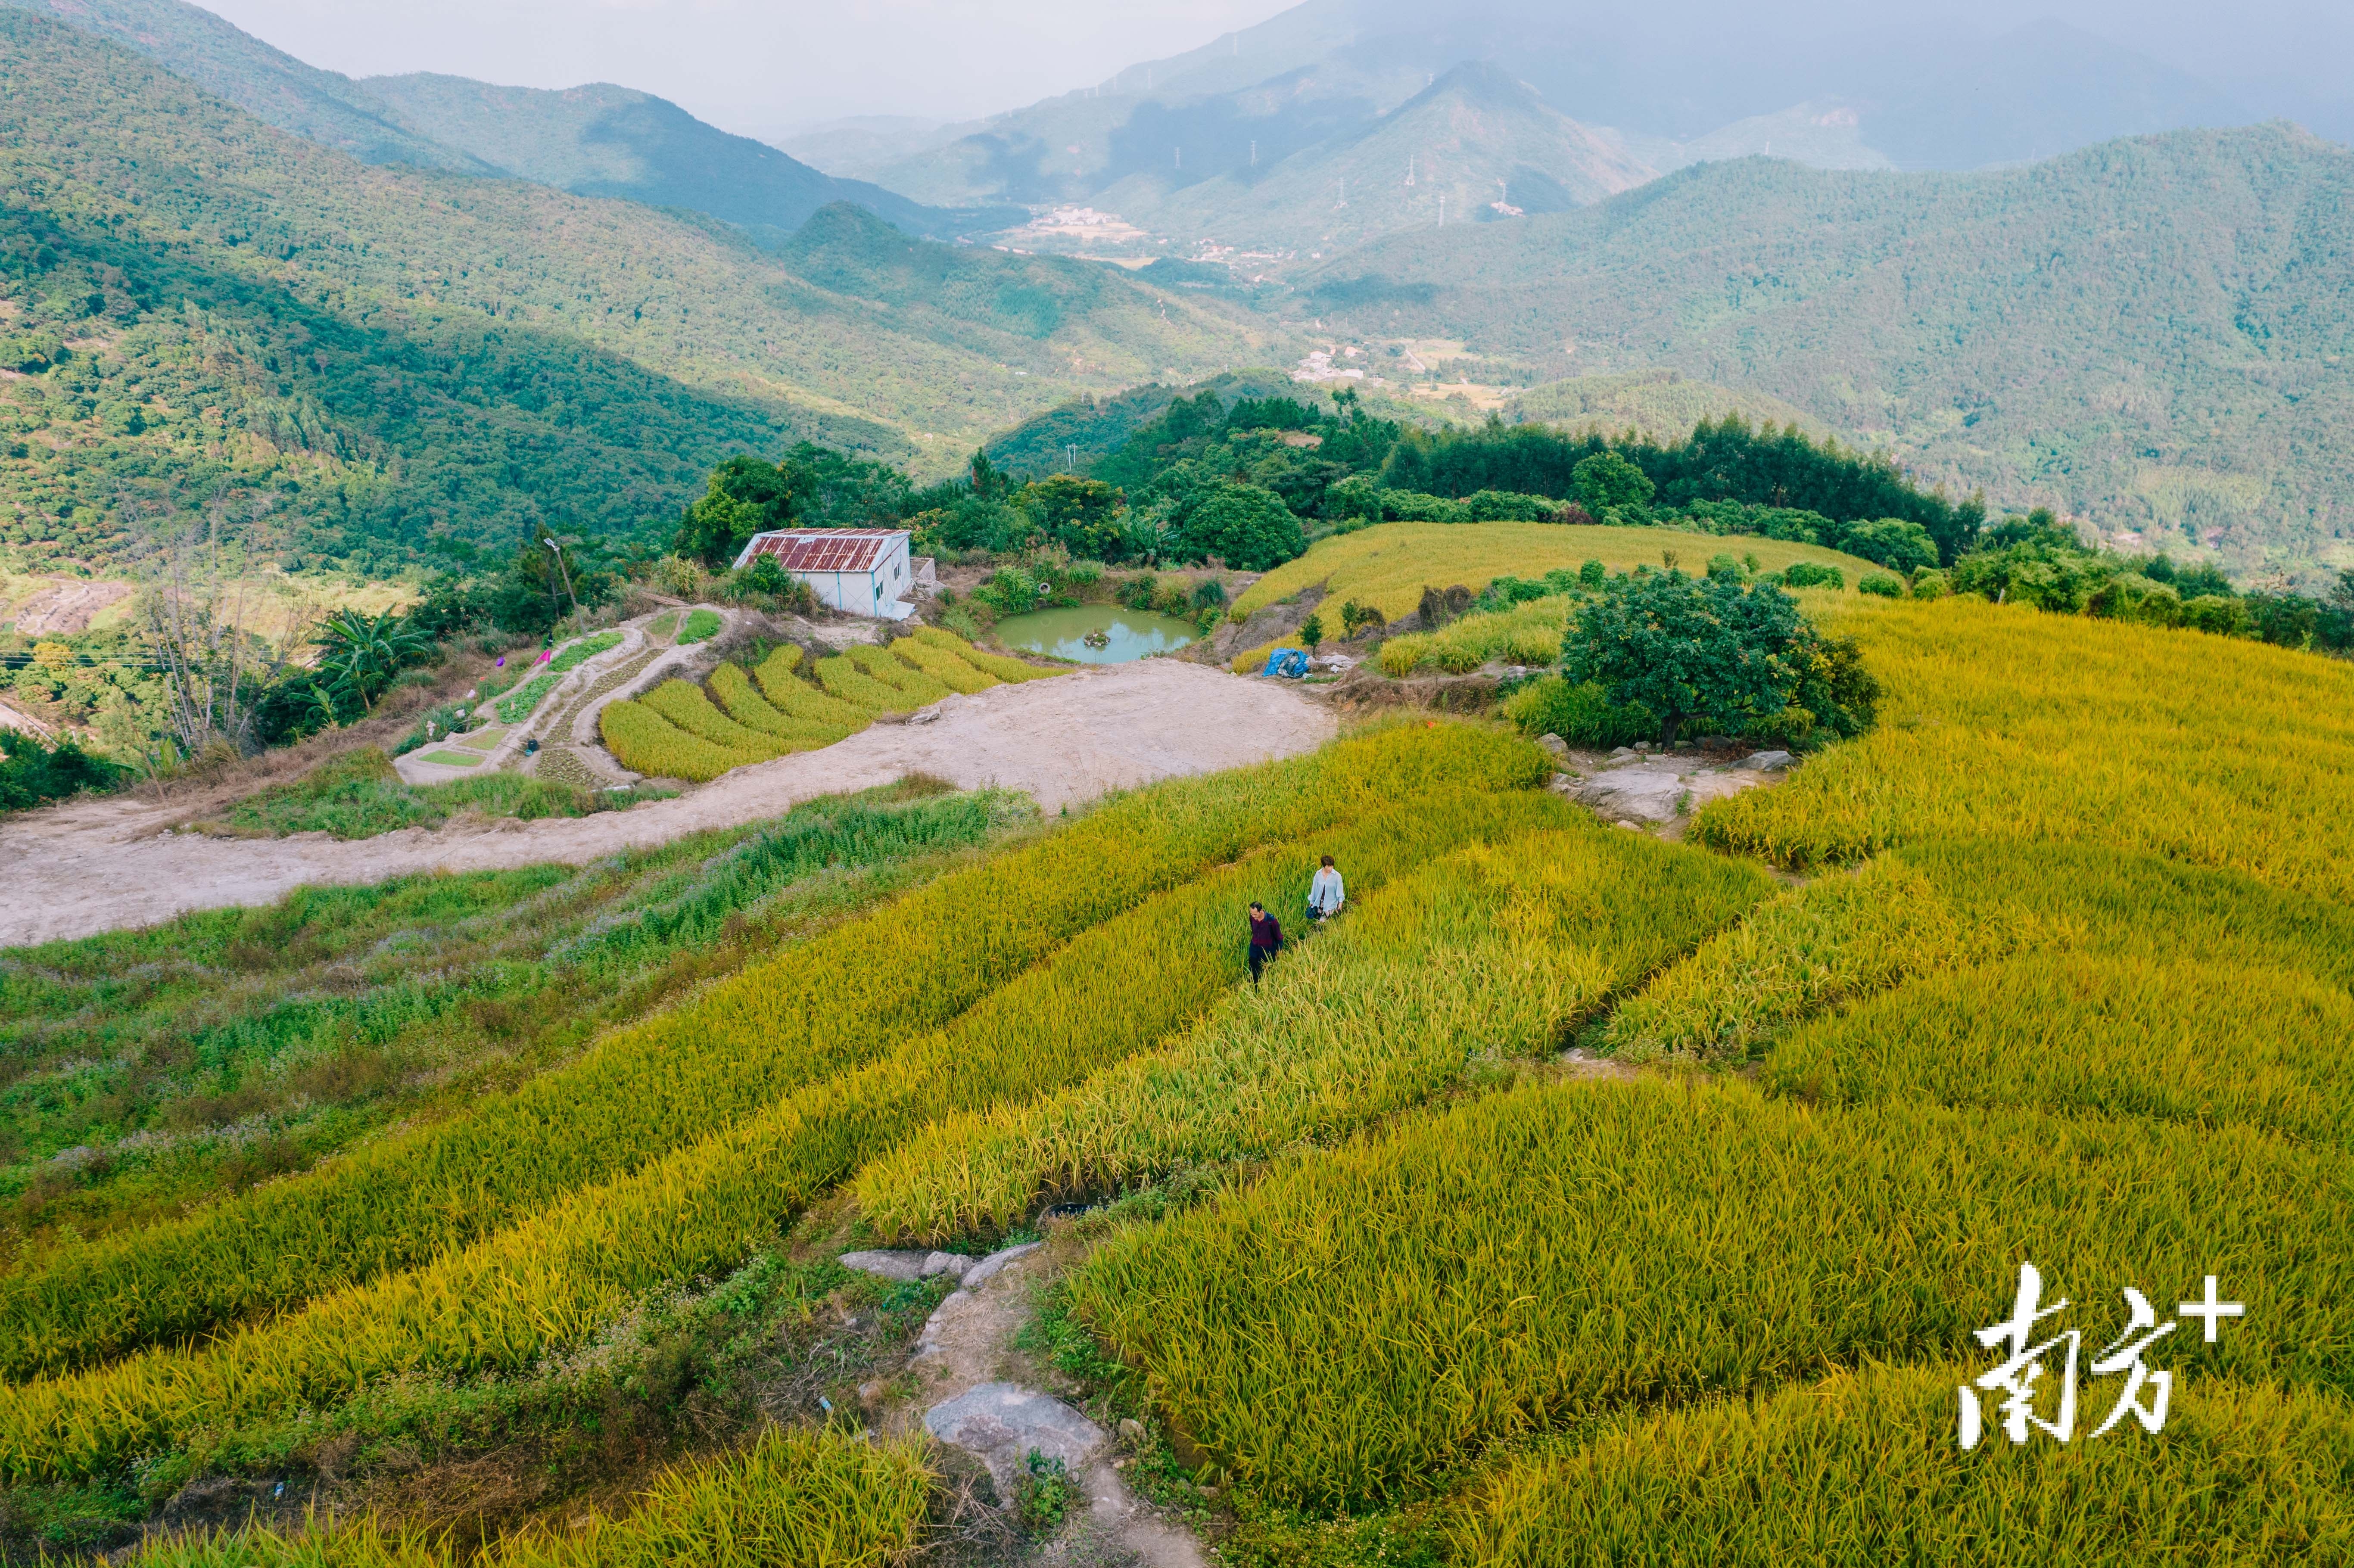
[1259,648,1310,678]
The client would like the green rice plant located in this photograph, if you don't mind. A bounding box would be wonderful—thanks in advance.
[888,636,998,695]
[1448,1366,2354,1566]
[1376,595,1576,677]
[600,700,765,782]
[1599,855,1966,1062]
[1692,597,2354,903]
[677,607,722,645]
[125,1425,933,1566]
[0,725,1547,1391]
[707,663,852,750]
[853,822,1766,1243]
[1069,1078,2354,1507]
[847,644,952,705]
[641,680,793,759]
[908,626,1059,681]
[753,647,877,729]
[816,654,922,712]
[0,745,1556,1476]
[1765,952,2354,1148]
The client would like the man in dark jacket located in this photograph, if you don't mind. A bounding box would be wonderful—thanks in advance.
[1247,901,1282,984]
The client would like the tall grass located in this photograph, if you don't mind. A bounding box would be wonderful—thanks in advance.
[0,791,1031,1378]
[1231,523,1871,620]
[1692,596,2354,900]
[847,644,951,705]
[1069,1077,2353,1507]
[1451,1366,2354,1566]
[205,750,659,840]
[599,700,766,781]
[752,648,878,729]
[907,627,1059,682]
[889,636,996,694]
[0,727,1544,1386]
[1376,595,1577,676]
[124,1427,932,1567]
[854,821,1766,1243]
[1765,952,2354,1147]
[0,736,1554,1477]
[706,664,851,748]
[642,680,794,759]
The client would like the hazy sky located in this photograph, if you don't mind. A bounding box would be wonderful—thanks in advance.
[190,0,2352,138]
[192,0,1295,131]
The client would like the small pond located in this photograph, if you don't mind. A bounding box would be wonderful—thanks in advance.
[993,605,1198,665]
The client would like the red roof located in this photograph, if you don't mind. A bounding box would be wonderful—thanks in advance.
[744,529,902,573]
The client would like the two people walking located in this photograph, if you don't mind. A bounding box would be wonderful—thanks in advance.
[1249,855,1346,984]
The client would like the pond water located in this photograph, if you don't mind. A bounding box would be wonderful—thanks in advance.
[993,605,1198,665]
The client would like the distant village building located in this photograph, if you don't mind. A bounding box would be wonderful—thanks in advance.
[731,529,932,621]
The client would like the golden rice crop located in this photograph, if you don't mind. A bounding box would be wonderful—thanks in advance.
[847,644,952,705]
[599,700,766,782]
[887,636,998,695]
[752,647,877,729]
[642,679,793,757]
[708,663,853,750]
[853,822,1766,1243]
[1070,1077,2354,1507]
[1450,1366,2354,1566]
[1376,594,1577,676]
[0,724,1547,1387]
[127,1425,933,1567]
[1231,523,1874,620]
[1599,855,1965,1062]
[0,770,1554,1476]
[1765,952,2354,1148]
[816,654,921,712]
[908,626,1059,681]
[1693,596,2354,901]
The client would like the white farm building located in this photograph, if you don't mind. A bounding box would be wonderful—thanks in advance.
[731,529,933,621]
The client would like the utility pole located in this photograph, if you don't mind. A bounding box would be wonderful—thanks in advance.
[543,535,579,617]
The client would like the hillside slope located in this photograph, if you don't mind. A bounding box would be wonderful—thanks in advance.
[361,74,1015,242]
[0,12,1280,569]
[1304,126,2354,576]
[0,0,481,170]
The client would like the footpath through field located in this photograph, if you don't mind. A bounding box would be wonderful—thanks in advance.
[0,660,1333,948]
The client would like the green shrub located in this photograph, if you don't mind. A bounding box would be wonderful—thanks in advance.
[1502,678,1655,749]
[1781,560,1845,590]
[1910,569,1949,600]
[1840,517,1941,574]
[1857,572,1906,598]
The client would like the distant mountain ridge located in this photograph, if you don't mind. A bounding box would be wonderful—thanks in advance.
[1301,124,2354,580]
[810,0,2274,255]
[0,0,1005,241]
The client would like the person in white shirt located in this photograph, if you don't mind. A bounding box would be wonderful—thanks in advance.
[1308,855,1344,923]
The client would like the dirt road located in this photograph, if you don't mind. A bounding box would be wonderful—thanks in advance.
[0,660,1334,949]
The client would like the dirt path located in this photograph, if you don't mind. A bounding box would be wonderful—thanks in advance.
[0,660,1333,949]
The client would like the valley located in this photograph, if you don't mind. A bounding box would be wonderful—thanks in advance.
[0,1,2351,1563]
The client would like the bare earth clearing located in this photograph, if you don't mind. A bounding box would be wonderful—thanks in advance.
[0,660,1333,948]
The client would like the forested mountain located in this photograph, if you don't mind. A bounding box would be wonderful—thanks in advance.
[1,0,999,242]
[0,11,1281,573]
[1302,126,2354,578]
[360,75,1017,242]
